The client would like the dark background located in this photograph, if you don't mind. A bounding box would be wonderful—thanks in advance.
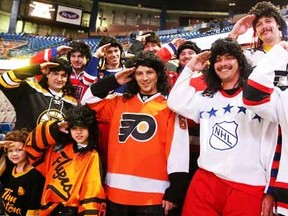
[101,0,287,13]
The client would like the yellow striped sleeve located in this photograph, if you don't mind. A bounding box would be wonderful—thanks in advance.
[0,71,22,88]
[26,209,39,215]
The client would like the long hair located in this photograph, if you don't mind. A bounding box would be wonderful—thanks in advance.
[203,38,252,96]
[38,58,75,96]
[97,36,125,70]
[123,51,170,99]
[65,105,99,152]
[248,1,288,49]
[67,41,92,63]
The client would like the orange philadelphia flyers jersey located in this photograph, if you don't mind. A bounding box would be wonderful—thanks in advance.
[88,93,189,205]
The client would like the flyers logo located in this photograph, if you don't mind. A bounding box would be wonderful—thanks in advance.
[119,113,157,142]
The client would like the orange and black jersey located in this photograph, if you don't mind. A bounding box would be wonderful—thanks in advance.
[25,121,106,216]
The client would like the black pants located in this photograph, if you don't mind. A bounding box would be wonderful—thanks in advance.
[50,204,78,216]
[107,200,181,216]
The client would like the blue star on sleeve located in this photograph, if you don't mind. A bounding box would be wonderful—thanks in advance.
[223,104,234,113]
[237,106,247,114]
[207,108,217,118]
[200,111,205,119]
[252,114,262,123]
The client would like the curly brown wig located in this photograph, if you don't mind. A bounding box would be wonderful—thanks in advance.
[97,36,125,70]
[38,58,75,96]
[123,51,170,99]
[65,105,99,152]
[203,38,252,96]
[248,1,287,48]
[67,41,92,63]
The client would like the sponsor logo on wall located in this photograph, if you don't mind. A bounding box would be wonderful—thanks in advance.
[56,5,82,25]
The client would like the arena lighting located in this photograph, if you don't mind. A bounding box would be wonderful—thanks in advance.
[29,1,55,19]
[0,59,30,70]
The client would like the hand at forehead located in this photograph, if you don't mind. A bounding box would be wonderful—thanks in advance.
[0,140,14,148]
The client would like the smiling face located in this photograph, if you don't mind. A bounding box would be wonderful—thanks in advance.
[143,42,161,53]
[179,48,197,67]
[70,126,89,145]
[69,51,87,72]
[46,70,68,93]
[7,142,27,166]
[104,46,121,69]
[134,65,158,95]
[214,53,240,90]
[255,16,282,46]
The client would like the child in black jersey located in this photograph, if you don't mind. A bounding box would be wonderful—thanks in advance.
[0,129,45,216]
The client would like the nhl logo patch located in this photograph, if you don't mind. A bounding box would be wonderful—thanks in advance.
[209,121,238,150]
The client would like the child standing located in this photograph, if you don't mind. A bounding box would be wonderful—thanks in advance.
[25,105,106,216]
[0,129,45,216]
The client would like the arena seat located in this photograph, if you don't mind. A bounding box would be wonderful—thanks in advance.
[0,122,14,134]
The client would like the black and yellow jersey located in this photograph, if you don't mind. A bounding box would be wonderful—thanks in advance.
[0,65,77,131]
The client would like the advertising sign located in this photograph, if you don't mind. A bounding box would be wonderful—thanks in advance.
[56,5,82,25]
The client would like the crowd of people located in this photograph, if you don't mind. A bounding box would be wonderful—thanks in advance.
[0,1,287,215]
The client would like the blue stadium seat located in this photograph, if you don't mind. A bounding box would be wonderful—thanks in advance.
[0,123,14,134]
[0,133,5,141]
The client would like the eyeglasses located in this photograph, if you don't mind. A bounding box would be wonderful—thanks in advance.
[7,148,24,154]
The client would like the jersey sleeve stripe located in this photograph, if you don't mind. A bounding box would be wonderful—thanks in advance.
[0,71,21,88]
[79,197,106,205]
[106,172,170,193]
[243,80,273,106]
[243,96,271,106]
[248,79,273,94]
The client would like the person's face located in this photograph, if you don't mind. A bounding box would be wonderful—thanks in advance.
[70,126,89,145]
[69,51,87,71]
[255,16,281,45]
[134,65,158,95]
[7,142,27,165]
[143,42,161,53]
[179,48,197,67]
[47,70,68,92]
[214,53,240,89]
[104,46,121,68]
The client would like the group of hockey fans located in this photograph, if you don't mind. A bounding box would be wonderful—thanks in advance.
[0,1,287,216]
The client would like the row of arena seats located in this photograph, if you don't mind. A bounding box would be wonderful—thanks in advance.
[0,122,14,141]
[0,90,15,140]
[0,32,120,57]
[0,123,14,134]
[159,25,233,43]
[0,32,69,57]
[80,38,100,53]
[0,24,233,58]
